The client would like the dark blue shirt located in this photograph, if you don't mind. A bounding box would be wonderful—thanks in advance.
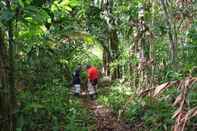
[72,68,80,84]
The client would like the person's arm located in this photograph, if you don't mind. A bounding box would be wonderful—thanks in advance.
[97,68,100,79]
[87,70,90,80]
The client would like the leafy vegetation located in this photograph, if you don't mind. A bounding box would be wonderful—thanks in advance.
[16,79,94,131]
[0,0,197,131]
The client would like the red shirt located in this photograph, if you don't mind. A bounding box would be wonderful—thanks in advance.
[87,67,99,80]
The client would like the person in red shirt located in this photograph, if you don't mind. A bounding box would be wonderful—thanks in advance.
[86,65,99,100]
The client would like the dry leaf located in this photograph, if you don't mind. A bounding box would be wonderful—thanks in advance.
[140,77,197,131]
[139,87,155,97]
[172,107,182,119]
[188,107,197,118]
[173,94,182,107]
[153,82,170,96]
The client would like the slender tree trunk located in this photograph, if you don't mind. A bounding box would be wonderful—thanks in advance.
[0,27,16,131]
[0,0,17,130]
[103,48,110,76]
[0,28,9,131]
[8,19,17,131]
[109,29,120,79]
[160,0,177,66]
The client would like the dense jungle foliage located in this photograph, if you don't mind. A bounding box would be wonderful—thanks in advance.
[0,0,197,131]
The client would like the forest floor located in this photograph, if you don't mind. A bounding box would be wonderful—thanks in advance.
[80,92,132,131]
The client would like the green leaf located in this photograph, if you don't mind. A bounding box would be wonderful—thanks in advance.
[0,10,15,22]
[16,115,24,130]
[16,128,22,131]
[24,6,50,24]
[69,0,80,7]
[17,0,24,8]
[65,6,72,11]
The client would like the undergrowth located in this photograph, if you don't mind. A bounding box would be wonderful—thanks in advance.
[97,82,132,113]
[97,82,197,131]
[16,79,95,131]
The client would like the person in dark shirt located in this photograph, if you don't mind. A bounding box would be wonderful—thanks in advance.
[72,65,81,96]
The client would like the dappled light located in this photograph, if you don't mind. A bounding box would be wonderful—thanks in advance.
[0,0,197,131]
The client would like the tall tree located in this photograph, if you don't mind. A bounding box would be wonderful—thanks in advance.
[160,0,177,66]
[102,0,120,79]
[0,0,17,130]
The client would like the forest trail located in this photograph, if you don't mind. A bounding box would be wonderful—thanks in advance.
[80,93,132,131]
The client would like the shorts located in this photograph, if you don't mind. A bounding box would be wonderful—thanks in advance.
[87,80,96,95]
[90,79,98,86]
[74,84,80,94]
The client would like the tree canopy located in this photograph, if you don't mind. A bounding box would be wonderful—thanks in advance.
[0,0,197,131]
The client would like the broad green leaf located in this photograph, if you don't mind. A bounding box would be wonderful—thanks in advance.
[0,1,6,7]
[24,0,32,5]
[69,0,80,6]
[0,10,15,22]
[24,6,50,24]
[84,36,94,45]
[16,128,22,131]
[51,0,77,14]
[17,0,24,8]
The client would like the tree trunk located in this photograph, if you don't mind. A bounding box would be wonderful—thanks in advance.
[160,0,177,66]
[0,0,17,130]
[0,27,16,131]
[109,29,120,79]
[8,19,17,131]
[0,28,9,131]
[103,47,111,76]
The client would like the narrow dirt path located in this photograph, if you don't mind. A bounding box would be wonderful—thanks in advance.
[80,96,132,131]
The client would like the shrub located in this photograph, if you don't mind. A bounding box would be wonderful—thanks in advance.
[16,79,93,131]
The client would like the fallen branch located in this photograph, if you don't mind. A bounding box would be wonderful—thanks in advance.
[139,77,197,131]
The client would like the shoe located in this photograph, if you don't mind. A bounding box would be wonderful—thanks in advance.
[90,94,96,100]
[74,93,80,97]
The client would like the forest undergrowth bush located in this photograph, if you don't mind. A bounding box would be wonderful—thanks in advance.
[97,82,132,114]
[97,81,197,131]
[16,79,94,131]
[123,97,175,131]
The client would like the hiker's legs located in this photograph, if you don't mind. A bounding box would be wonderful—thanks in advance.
[92,79,97,95]
[88,80,97,100]
[74,84,80,96]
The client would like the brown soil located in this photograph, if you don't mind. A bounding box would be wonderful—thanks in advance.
[80,96,132,131]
